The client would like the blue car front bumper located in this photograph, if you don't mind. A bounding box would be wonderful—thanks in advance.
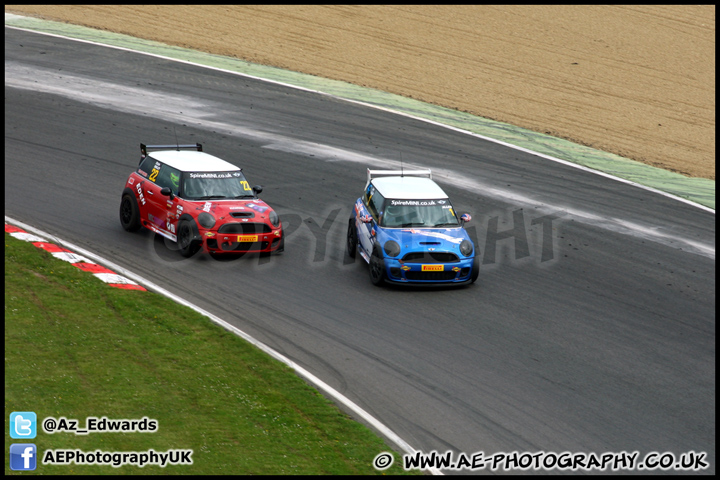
[382,256,477,285]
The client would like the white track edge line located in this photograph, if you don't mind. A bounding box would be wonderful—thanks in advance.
[4,215,441,475]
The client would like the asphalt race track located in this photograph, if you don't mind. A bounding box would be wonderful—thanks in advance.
[5,28,715,473]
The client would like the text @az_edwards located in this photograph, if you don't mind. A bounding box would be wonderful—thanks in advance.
[42,416,158,435]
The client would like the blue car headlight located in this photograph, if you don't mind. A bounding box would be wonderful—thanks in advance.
[383,240,401,257]
[460,239,474,257]
[197,212,216,229]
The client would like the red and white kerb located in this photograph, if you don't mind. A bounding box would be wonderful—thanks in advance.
[5,223,146,291]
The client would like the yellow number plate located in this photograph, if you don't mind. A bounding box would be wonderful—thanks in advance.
[421,265,444,272]
[237,235,258,242]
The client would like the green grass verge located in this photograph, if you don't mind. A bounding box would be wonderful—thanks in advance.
[5,232,414,475]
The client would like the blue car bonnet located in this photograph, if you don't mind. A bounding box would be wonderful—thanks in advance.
[379,226,469,251]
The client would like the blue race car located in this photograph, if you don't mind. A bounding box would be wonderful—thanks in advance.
[347,169,479,286]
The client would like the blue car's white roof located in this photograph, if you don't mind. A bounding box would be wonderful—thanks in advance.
[371,176,448,200]
[149,150,240,172]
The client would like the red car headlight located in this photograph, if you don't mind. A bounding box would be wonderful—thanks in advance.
[197,212,216,229]
[269,210,280,228]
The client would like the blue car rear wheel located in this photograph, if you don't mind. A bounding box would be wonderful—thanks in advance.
[346,219,357,259]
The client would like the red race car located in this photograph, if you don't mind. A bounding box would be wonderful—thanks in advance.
[120,143,284,257]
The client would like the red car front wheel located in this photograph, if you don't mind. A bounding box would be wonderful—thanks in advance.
[177,219,201,257]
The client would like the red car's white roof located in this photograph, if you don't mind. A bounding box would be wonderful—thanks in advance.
[149,150,240,172]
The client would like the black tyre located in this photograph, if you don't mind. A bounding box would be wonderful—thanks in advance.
[177,219,201,257]
[369,246,386,286]
[346,219,357,258]
[119,193,141,232]
[470,254,480,284]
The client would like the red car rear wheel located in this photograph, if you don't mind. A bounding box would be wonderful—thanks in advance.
[119,193,141,232]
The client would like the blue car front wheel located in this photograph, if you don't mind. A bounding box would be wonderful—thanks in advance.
[470,255,480,284]
[369,246,386,286]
